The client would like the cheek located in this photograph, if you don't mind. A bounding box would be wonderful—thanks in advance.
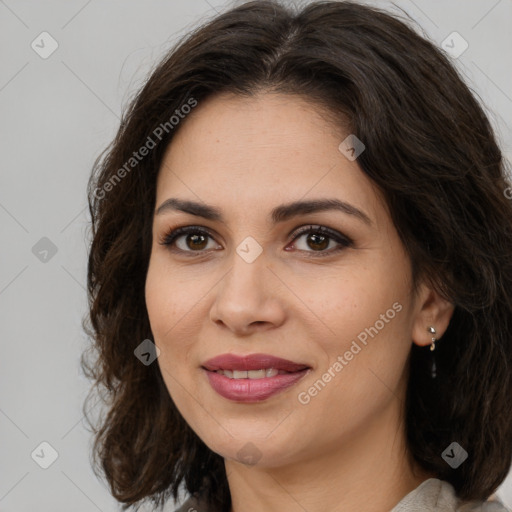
[145,257,188,377]
[145,260,169,337]
[145,253,191,337]
[145,263,192,413]
[304,262,412,389]
[144,254,203,378]
[306,261,407,336]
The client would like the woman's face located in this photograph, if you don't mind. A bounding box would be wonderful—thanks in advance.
[145,91,437,468]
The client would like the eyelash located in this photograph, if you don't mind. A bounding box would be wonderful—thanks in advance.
[158,224,353,258]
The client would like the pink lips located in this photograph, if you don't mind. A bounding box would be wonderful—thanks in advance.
[202,353,309,372]
[201,353,311,402]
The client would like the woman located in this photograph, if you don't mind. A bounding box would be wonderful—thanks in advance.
[82,1,512,511]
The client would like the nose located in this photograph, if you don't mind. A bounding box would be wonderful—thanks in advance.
[209,249,286,335]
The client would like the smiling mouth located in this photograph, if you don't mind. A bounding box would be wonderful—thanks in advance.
[200,353,311,402]
[202,366,311,402]
[206,368,301,379]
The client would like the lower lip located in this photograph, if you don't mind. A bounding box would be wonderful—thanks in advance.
[203,368,310,402]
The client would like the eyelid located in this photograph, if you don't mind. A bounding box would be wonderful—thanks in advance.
[157,225,220,254]
[289,224,353,245]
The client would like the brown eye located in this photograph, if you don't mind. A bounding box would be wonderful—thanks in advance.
[303,232,330,251]
[184,233,209,250]
[160,226,220,254]
[289,225,353,257]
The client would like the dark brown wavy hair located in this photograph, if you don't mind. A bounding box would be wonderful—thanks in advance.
[82,1,512,511]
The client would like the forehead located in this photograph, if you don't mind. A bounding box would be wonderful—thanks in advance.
[165,91,345,157]
[155,91,385,225]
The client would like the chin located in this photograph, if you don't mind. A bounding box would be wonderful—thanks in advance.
[195,424,304,469]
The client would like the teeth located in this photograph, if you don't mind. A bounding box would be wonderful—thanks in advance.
[215,368,281,379]
[248,369,266,379]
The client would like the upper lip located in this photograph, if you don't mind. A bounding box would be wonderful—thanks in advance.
[202,353,310,372]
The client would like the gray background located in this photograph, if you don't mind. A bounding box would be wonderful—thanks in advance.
[1,0,511,511]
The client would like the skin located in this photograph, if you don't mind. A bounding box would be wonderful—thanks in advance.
[145,91,454,512]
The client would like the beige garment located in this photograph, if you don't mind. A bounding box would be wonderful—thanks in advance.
[173,478,510,512]
[390,478,509,512]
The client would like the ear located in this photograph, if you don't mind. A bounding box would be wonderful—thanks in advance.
[411,281,455,347]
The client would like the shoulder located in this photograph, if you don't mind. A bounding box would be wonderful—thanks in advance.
[391,478,510,512]
[458,497,510,512]
[173,479,511,512]
[172,494,212,512]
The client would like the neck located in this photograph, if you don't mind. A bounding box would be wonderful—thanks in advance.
[225,398,433,512]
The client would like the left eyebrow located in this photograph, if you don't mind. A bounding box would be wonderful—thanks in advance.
[155,197,372,227]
